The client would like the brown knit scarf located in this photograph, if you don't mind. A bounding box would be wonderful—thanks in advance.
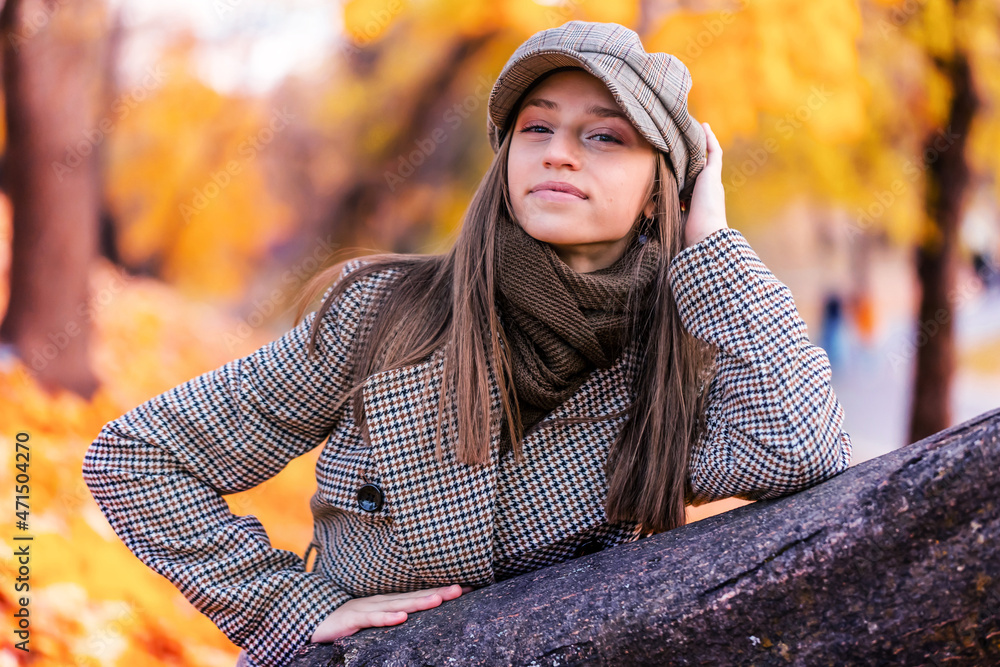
[494,218,662,453]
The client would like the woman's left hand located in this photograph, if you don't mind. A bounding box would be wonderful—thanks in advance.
[682,122,729,249]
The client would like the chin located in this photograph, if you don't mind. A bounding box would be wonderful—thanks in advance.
[515,218,589,246]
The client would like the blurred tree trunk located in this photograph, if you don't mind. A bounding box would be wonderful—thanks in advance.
[0,0,107,398]
[908,38,978,443]
[97,10,125,266]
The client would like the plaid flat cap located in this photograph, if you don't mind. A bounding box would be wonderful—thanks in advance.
[487,20,707,197]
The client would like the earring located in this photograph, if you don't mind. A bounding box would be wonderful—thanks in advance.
[638,214,653,245]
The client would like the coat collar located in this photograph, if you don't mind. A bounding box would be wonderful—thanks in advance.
[361,338,637,585]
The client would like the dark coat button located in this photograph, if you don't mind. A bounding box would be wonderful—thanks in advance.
[573,540,604,558]
[356,484,384,512]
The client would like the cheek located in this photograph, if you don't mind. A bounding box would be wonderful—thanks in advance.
[599,165,647,209]
[609,159,653,207]
[506,159,525,212]
[507,150,531,191]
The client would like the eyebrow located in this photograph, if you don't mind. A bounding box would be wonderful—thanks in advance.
[521,97,630,121]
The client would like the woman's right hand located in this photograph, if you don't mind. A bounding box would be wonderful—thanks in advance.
[683,122,729,249]
[310,584,474,643]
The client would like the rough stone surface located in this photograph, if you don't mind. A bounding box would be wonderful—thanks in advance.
[288,407,1000,666]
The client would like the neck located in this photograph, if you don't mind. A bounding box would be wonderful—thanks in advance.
[547,233,634,273]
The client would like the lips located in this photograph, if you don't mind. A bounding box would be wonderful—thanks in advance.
[530,181,587,198]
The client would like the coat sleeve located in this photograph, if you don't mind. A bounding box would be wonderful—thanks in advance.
[667,228,853,506]
[82,260,383,667]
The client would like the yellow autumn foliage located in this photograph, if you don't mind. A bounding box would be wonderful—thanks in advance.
[105,40,295,301]
[0,258,320,665]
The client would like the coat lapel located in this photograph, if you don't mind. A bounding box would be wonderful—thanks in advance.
[492,339,639,561]
[362,344,502,586]
[361,338,638,585]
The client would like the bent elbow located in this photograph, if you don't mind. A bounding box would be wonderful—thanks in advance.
[82,420,132,494]
[82,424,110,483]
[785,427,853,492]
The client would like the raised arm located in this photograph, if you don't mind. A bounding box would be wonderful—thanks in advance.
[667,228,853,506]
[82,260,386,667]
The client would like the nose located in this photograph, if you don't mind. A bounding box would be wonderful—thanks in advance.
[542,129,582,169]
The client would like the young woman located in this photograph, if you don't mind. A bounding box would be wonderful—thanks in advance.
[83,20,852,667]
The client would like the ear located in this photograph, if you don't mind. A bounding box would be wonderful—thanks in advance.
[643,202,655,219]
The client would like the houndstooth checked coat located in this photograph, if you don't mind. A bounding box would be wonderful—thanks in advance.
[82,228,853,667]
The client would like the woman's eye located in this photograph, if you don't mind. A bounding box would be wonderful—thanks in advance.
[590,132,623,144]
[519,124,624,145]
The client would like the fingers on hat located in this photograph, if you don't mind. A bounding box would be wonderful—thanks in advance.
[703,124,721,152]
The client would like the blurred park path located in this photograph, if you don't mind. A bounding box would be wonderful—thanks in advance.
[832,285,1000,463]
[745,202,1000,464]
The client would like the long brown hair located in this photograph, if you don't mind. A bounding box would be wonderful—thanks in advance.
[293,106,716,535]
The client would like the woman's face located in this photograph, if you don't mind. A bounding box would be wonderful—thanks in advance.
[507,68,656,273]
